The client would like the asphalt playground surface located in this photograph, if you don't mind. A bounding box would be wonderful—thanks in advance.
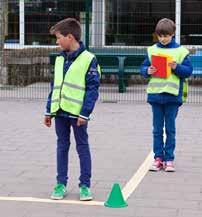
[0,100,202,217]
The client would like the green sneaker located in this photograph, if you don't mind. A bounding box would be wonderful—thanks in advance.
[79,185,93,201]
[51,184,66,200]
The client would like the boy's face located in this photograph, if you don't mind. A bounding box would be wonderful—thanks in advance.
[55,32,72,51]
[157,34,174,45]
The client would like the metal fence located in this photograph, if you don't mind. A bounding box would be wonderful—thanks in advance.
[1,75,202,104]
[0,0,202,103]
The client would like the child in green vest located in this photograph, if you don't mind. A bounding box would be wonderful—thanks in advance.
[140,18,193,172]
[44,18,100,200]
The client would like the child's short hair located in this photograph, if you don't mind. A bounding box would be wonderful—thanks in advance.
[155,18,176,36]
[50,18,81,41]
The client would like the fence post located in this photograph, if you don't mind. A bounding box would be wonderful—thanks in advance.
[85,0,91,50]
[0,0,8,85]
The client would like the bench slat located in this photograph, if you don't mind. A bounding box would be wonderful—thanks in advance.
[49,51,202,93]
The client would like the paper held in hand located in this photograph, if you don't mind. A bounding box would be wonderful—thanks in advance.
[151,54,173,78]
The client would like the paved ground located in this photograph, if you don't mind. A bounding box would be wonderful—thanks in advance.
[0,100,202,217]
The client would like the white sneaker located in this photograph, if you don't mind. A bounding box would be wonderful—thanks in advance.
[164,161,175,172]
[149,158,163,171]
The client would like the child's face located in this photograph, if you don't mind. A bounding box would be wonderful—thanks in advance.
[55,32,72,51]
[157,34,174,45]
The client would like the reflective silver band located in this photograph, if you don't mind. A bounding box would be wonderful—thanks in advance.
[51,99,60,103]
[61,95,83,105]
[63,82,85,91]
[53,85,61,90]
[148,82,179,90]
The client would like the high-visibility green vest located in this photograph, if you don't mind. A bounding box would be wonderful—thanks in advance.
[51,50,100,116]
[147,45,189,101]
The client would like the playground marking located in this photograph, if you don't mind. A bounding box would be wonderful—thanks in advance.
[122,150,153,200]
[0,151,153,205]
[0,196,104,206]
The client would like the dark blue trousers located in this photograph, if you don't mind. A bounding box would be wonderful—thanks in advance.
[151,103,179,161]
[55,116,91,187]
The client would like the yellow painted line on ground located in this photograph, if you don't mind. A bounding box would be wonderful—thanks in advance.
[0,197,104,206]
[122,150,153,200]
[0,151,153,206]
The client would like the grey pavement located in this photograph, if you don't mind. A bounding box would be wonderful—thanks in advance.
[0,100,202,217]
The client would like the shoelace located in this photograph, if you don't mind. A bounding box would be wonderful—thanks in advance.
[54,184,65,193]
[80,186,89,195]
[153,160,163,167]
[166,161,173,167]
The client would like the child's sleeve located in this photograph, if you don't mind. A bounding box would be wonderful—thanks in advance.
[174,55,193,78]
[45,80,54,116]
[140,54,151,78]
[79,57,100,120]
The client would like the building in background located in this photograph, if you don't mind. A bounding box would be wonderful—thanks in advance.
[1,0,202,102]
[4,0,202,48]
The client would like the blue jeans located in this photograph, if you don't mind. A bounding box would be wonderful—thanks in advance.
[151,103,179,161]
[55,116,91,187]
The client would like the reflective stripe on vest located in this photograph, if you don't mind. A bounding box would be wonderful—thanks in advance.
[51,50,99,116]
[147,45,189,97]
[182,79,188,102]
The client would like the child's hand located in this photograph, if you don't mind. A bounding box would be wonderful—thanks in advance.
[44,116,51,127]
[168,61,177,70]
[77,117,87,126]
[148,65,157,75]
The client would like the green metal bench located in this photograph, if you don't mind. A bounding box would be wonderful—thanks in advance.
[124,55,145,74]
[95,54,126,92]
[190,52,202,77]
[49,51,146,93]
[122,55,145,88]
[95,53,145,92]
[49,52,60,67]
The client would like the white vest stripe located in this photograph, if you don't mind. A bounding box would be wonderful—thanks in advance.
[63,81,85,91]
[53,86,61,90]
[52,99,60,103]
[148,82,179,90]
[61,94,83,105]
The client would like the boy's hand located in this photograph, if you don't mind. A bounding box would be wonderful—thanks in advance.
[168,61,177,70]
[44,116,52,127]
[148,65,157,75]
[77,117,87,127]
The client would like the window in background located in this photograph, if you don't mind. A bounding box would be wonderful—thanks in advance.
[181,0,202,45]
[105,0,175,46]
[5,0,19,43]
[24,0,85,45]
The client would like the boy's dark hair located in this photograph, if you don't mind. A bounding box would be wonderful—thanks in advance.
[155,18,176,36]
[50,18,81,41]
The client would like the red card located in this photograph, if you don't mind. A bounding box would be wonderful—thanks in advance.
[152,55,167,78]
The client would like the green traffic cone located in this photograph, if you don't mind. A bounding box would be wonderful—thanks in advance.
[104,183,128,208]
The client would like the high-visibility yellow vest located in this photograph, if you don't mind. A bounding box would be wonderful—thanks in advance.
[51,50,100,116]
[147,45,189,101]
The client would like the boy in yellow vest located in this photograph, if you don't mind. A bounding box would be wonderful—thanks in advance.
[44,18,100,200]
[140,18,193,172]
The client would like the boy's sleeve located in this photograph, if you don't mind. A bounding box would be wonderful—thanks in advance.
[79,57,100,120]
[140,54,151,78]
[45,80,54,116]
[174,55,193,78]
